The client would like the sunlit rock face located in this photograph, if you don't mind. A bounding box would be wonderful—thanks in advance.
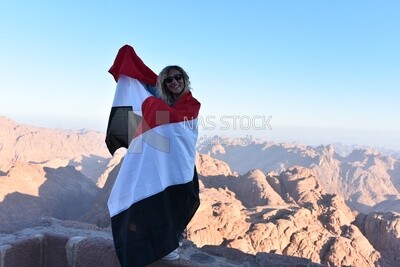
[188,165,384,267]
[1,119,399,267]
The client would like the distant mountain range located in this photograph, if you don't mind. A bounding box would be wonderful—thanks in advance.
[197,135,400,214]
[1,116,399,266]
[0,116,111,184]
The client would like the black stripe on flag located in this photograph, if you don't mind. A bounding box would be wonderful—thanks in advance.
[106,106,142,155]
[111,167,200,267]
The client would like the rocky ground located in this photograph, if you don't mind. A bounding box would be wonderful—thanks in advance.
[0,217,324,267]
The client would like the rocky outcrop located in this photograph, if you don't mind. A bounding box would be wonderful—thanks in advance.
[0,163,99,226]
[354,212,400,266]
[278,167,324,205]
[95,149,125,188]
[187,187,250,248]
[188,166,384,267]
[198,139,318,175]
[78,154,393,266]
[335,149,400,212]
[0,116,111,183]
[197,136,400,214]
[200,169,285,208]
[195,153,236,177]
[0,162,46,202]
[78,159,123,228]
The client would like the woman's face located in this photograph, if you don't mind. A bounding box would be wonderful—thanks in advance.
[165,69,184,96]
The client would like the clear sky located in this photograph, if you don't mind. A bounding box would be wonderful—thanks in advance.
[1,1,399,150]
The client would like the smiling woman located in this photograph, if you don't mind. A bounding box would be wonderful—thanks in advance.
[106,45,201,266]
[156,65,192,106]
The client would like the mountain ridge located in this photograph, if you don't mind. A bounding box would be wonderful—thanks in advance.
[1,116,399,266]
[197,136,400,213]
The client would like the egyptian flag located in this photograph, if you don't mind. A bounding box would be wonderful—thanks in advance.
[106,45,201,267]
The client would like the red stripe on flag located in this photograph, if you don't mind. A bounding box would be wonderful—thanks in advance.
[109,45,158,86]
[133,92,200,138]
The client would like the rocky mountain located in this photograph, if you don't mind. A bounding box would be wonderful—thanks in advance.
[354,212,400,265]
[188,166,393,267]
[331,142,400,159]
[0,116,112,226]
[0,116,111,184]
[197,136,400,213]
[79,153,398,267]
[78,154,124,228]
[1,117,399,266]
[0,162,99,227]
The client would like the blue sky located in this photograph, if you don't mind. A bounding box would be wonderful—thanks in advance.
[1,1,399,149]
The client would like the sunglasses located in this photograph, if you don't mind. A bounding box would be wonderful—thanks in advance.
[164,74,183,84]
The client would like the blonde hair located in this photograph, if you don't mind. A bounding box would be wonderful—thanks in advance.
[156,65,192,105]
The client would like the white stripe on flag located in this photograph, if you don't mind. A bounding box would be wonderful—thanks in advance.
[107,118,198,217]
[112,75,152,116]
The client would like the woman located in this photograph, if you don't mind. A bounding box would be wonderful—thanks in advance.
[106,45,201,267]
[156,65,199,260]
[157,65,191,106]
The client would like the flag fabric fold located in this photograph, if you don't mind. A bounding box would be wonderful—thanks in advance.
[108,44,158,85]
[106,45,200,267]
[105,45,158,155]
